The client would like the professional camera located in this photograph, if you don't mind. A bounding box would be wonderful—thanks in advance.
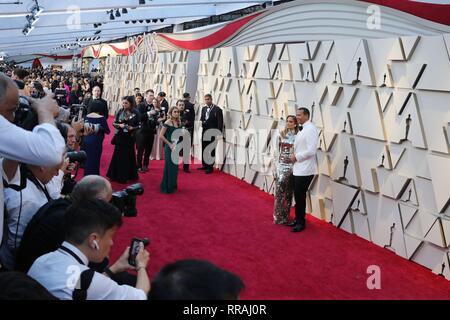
[111,183,144,217]
[66,150,87,163]
[14,96,39,131]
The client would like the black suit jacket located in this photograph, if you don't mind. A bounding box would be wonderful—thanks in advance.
[160,99,169,117]
[182,100,196,129]
[200,104,223,132]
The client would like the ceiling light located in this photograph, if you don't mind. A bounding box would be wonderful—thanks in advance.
[139,0,145,4]
[94,30,101,34]
[145,19,150,23]
[125,20,130,24]
[115,9,121,18]
[159,18,164,22]
[122,8,128,14]
[109,11,115,20]
[132,20,136,24]
[94,23,98,28]
[152,19,157,23]
[139,20,143,23]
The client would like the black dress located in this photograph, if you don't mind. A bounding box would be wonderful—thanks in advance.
[107,108,139,183]
[83,115,110,176]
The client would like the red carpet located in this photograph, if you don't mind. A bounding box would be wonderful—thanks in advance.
[97,121,450,300]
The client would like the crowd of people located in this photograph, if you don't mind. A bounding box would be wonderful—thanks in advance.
[0,64,243,300]
[0,61,318,299]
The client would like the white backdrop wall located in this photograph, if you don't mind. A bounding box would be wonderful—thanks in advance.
[104,35,450,282]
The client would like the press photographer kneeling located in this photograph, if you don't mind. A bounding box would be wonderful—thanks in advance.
[0,155,65,270]
[16,176,145,289]
[27,199,150,300]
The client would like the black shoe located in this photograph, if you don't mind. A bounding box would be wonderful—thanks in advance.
[184,170,191,173]
[137,168,145,173]
[205,169,213,174]
[286,221,297,227]
[197,167,207,170]
[291,224,305,233]
[143,166,149,172]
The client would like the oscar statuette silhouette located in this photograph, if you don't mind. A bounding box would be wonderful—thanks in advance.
[380,73,387,87]
[338,156,349,182]
[384,223,396,250]
[352,57,362,85]
[378,154,385,168]
[227,59,232,77]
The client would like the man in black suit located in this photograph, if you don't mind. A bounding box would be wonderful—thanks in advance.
[181,92,196,173]
[157,92,169,117]
[86,86,109,118]
[136,89,156,172]
[199,94,223,174]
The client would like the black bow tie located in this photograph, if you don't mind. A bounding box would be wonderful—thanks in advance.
[299,125,303,131]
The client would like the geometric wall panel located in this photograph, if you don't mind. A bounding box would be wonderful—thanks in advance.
[348,89,386,141]
[411,242,446,271]
[385,92,427,149]
[427,154,450,213]
[400,35,421,61]
[104,31,450,279]
[353,137,386,192]
[415,35,450,92]
[415,91,450,154]
[329,181,358,232]
[329,135,361,187]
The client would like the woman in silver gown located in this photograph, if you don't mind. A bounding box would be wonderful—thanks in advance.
[273,115,299,224]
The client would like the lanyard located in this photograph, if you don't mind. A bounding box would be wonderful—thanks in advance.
[59,246,86,265]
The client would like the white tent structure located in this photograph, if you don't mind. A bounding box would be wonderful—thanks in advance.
[0,0,273,60]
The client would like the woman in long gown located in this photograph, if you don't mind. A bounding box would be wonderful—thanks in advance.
[151,98,166,161]
[272,115,299,224]
[107,96,140,184]
[159,105,182,194]
[82,102,110,176]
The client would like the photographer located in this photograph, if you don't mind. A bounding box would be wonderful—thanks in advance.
[16,175,113,273]
[136,89,156,173]
[28,199,150,300]
[0,73,65,250]
[0,156,64,270]
[107,96,139,184]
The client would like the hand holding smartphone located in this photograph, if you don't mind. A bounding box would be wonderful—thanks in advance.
[128,237,150,267]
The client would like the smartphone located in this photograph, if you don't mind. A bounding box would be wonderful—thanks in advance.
[128,237,150,267]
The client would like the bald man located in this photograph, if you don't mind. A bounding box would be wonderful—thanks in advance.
[15,175,113,273]
[86,86,109,118]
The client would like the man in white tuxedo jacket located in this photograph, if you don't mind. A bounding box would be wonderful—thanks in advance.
[289,107,318,232]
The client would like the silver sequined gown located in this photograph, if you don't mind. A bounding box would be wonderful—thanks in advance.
[273,131,296,224]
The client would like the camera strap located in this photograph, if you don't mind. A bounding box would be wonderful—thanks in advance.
[22,165,52,202]
[59,246,94,301]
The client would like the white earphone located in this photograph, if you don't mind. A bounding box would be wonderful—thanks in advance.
[93,240,100,251]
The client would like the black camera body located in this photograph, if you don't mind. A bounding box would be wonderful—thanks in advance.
[128,237,150,267]
[14,96,39,131]
[111,183,144,217]
[66,150,87,163]
[70,104,86,121]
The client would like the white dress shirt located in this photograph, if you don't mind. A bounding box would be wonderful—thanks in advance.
[28,242,147,300]
[293,120,319,176]
[0,116,65,246]
[0,161,63,269]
